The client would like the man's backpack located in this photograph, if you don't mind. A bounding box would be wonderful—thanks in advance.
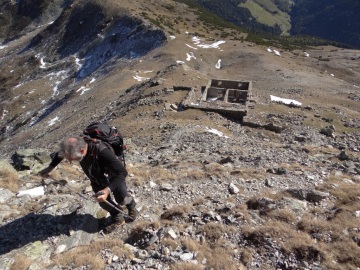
[83,122,126,165]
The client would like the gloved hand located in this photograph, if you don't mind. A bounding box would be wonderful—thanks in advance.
[38,166,54,177]
[94,188,110,202]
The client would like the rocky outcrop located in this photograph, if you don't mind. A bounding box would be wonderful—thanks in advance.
[11,148,51,171]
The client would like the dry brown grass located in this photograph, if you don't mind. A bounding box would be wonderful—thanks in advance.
[301,145,341,156]
[266,208,297,224]
[229,167,266,180]
[240,247,254,267]
[330,183,360,206]
[161,205,192,220]
[162,237,180,250]
[180,237,238,269]
[181,238,201,251]
[192,197,206,206]
[204,162,228,178]
[203,246,238,270]
[170,263,203,270]
[127,164,177,186]
[299,209,359,242]
[52,239,131,269]
[131,220,162,233]
[316,175,360,210]
[294,204,360,269]
[324,241,360,267]
[47,167,62,180]
[9,254,32,270]
[200,222,228,242]
[57,163,84,180]
[183,168,207,180]
[0,165,21,192]
[303,107,359,133]
[233,204,252,223]
[243,220,314,249]
[242,219,349,266]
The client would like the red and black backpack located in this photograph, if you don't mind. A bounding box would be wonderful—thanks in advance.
[83,122,126,165]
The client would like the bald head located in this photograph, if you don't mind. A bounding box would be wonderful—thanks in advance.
[58,136,87,162]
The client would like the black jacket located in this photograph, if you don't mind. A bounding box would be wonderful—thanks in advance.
[50,141,127,191]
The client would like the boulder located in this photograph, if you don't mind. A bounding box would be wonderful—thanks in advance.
[11,149,51,171]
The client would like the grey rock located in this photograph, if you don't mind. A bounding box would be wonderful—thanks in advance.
[160,183,173,191]
[228,183,239,194]
[286,189,330,202]
[0,189,15,203]
[11,148,51,171]
[180,252,194,261]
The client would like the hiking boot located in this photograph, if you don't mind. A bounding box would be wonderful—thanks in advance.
[128,208,139,221]
[104,214,125,234]
[126,199,139,221]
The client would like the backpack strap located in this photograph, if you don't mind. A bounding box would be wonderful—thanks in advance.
[82,135,126,166]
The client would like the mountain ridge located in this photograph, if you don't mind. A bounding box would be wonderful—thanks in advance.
[0,0,359,269]
[177,0,360,49]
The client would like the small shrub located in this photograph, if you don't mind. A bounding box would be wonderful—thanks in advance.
[52,239,129,269]
[326,241,360,266]
[200,222,227,242]
[233,204,251,223]
[181,238,200,251]
[267,208,297,223]
[127,165,176,185]
[131,220,162,233]
[10,255,32,270]
[161,205,192,220]
[171,263,202,270]
[192,197,205,206]
[205,246,237,270]
[0,163,20,192]
[162,237,179,250]
[240,248,253,267]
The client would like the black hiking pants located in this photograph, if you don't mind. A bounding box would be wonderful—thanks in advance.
[91,180,132,217]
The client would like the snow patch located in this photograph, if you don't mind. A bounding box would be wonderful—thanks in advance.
[192,36,225,49]
[186,52,196,61]
[205,127,229,138]
[186,44,198,50]
[133,75,150,82]
[270,95,302,106]
[17,186,45,197]
[48,116,60,126]
[215,59,221,69]
[76,86,91,95]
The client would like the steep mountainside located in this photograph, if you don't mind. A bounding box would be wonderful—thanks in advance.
[0,0,359,269]
[290,0,360,48]
[177,0,360,49]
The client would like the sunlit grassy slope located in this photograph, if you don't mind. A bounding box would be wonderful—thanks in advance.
[240,0,291,35]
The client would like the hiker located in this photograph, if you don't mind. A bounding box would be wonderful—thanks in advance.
[39,136,138,232]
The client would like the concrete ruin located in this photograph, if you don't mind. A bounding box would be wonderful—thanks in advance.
[182,79,254,119]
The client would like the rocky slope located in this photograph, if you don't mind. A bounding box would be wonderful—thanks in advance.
[0,0,359,269]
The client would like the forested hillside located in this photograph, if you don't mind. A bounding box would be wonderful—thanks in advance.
[290,0,360,48]
[176,0,360,49]
[175,0,283,35]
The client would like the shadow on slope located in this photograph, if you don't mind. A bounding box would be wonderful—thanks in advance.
[0,0,71,43]
[0,211,99,255]
[19,1,167,79]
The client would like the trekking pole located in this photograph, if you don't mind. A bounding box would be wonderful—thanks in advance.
[94,191,134,221]
[47,178,136,221]
[57,179,94,201]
